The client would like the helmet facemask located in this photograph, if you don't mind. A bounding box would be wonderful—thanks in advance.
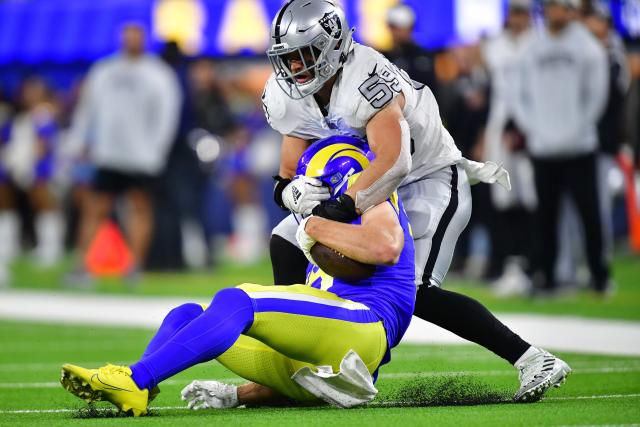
[268,33,342,99]
[267,0,353,100]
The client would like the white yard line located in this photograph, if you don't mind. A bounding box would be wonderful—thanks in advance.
[2,289,640,355]
[1,394,639,415]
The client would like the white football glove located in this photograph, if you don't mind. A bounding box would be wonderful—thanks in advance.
[295,216,316,265]
[181,380,239,410]
[282,176,330,216]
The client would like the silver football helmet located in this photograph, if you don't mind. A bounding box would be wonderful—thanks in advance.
[267,0,354,99]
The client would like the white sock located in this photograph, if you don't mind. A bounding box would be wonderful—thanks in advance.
[0,211,20,263]
[181,219,208,269]
[35,211,65,267]
[514,346,542,367]
[230,204,266,264]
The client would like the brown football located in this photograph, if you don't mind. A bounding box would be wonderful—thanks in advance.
[310,242,376,281]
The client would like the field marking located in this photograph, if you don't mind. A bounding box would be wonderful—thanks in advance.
[2,365,640,389]
[3,289,640,356]
[1,394,640,415]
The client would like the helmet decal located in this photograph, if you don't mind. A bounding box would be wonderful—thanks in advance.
[319,12,342,39]
[296,135,374,198]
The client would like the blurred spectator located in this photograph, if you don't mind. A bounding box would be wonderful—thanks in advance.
[513,0,611,293]
[382,3,438,96]
[481,0,536,296]
[68,23,181,281]
[0,88,16,285]
[443,44,492,279]
[584,4,631,258]
[1,78,64,268]
[189,59,236,136]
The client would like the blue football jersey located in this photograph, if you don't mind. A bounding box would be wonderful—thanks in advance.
[305,191,416,365]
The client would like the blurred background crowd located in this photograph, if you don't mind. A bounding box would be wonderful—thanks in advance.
[0,0,638,296]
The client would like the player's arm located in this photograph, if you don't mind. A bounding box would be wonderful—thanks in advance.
[279,135,308,178]
[304,202,404,266]
[312,94,411,221]
[273,135,330,215]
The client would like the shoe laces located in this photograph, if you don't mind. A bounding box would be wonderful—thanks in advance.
[518,352,555,385]
[100,364,130,376]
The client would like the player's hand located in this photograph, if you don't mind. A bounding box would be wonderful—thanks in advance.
[295,216,316,264]
[181,380,239,410]
[311,194,358,223]
[282,176,330,216]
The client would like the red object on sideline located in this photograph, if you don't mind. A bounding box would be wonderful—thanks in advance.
[84,220,134,276]
[617,153,640,253]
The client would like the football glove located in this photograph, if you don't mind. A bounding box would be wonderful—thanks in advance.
[311,194,358,223]
[279,175,330,216]
[181,380,239,410]
[295,216,316,264]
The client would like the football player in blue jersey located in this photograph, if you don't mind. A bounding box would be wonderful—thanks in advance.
[60,135,416,416]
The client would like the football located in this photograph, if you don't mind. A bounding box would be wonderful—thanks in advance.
[310,242,376,281]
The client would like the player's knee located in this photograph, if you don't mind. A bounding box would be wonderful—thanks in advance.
[163,303,203,330]
[207,288,255,330]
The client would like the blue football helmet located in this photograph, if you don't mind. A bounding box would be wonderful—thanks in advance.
[296,135,374,199]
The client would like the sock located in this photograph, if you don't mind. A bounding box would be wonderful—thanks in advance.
[231,204,267,264]
[141,303,204,358]
[35,211,64,267]
[270,234,308,285]
[130,288,254,390]
[514,346,541,367]
[414,286,531,365]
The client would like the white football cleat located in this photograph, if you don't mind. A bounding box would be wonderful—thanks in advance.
[181,380,239,410]
[514,347,572,402]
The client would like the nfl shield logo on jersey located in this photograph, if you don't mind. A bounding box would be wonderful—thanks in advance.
[319,12,342,39]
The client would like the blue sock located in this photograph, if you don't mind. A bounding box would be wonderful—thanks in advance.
[130,288,254,390]
[141,303,204,358]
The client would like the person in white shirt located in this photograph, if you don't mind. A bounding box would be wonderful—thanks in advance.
[513,0,611,293]
[68,23,181,281]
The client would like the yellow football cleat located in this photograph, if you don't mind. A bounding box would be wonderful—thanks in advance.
[60,363,149,417]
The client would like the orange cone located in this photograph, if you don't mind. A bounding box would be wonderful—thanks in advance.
[618,153,640,253]
[84,220,134,276]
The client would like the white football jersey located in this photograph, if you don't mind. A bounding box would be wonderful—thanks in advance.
[262,42,462,184]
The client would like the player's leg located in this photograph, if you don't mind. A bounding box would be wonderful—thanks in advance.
[29,182,64,267]
[565,153,610,291]
[270,214,308,285]
[531,158,562,290]
[236,284,387,373]
[215,335,317,403]
[404,165,531,364]
[126,186,154,272]
[61,288,254,416]
[141,303,205,358]
[402,165,570,401]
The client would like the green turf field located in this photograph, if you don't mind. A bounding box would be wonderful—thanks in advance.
[0,320,639,426]
[8,253,640,320]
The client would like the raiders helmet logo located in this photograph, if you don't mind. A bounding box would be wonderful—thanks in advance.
[319,12,342,39]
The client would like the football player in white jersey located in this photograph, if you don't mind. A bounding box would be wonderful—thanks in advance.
[263,0,570,402]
